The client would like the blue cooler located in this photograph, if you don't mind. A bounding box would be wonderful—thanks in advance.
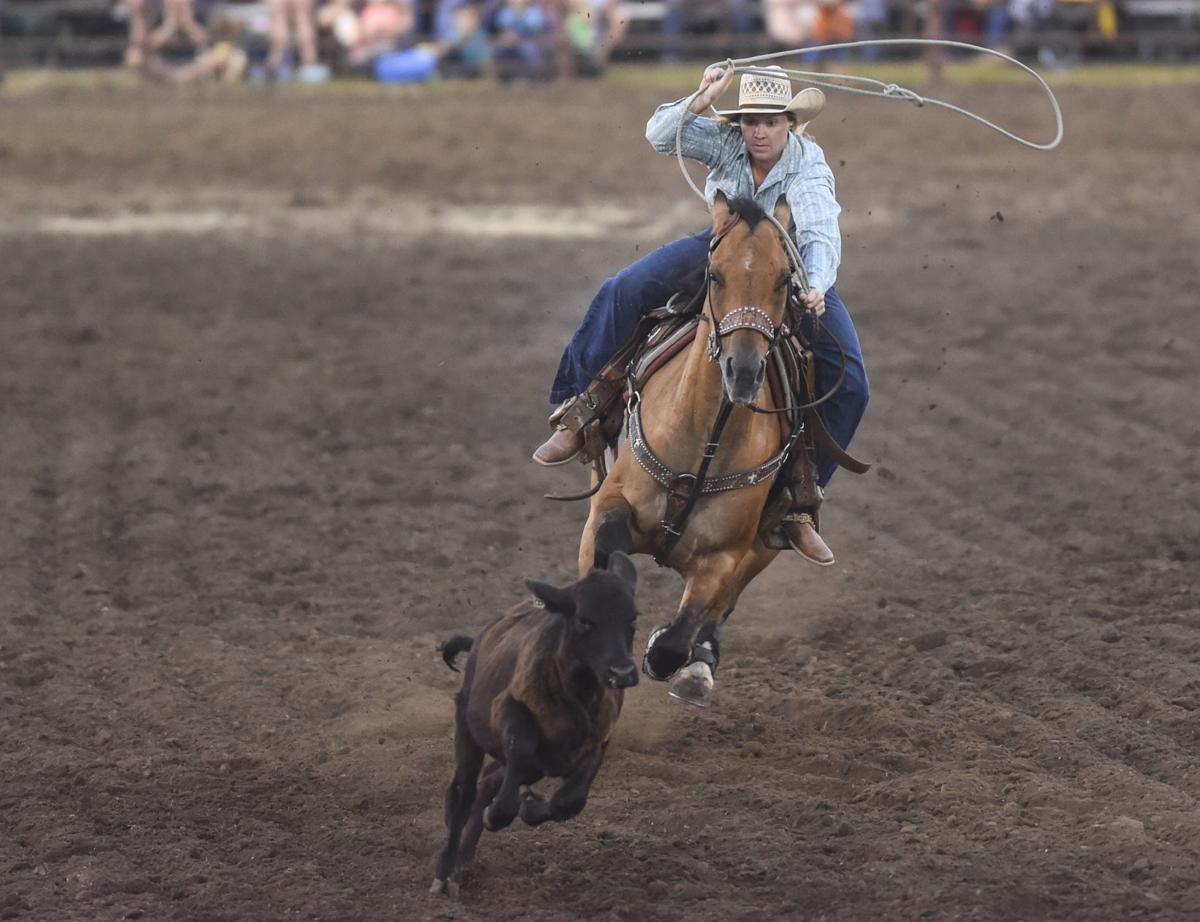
[374,47,438,83]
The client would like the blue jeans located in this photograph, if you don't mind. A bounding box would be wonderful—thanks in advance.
[550,230,869,488]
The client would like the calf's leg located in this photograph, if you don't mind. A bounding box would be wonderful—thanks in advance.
[431,701,485,893]
[519,743,608,826]
[455,760,504,873]
[483,696,543,831]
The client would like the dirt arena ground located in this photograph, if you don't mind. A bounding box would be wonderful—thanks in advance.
[1,75,1198,921]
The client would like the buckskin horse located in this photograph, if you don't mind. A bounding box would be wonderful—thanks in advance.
[578,192,814,708]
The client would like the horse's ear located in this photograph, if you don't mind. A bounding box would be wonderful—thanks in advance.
[606,551,638,590]
[711,191,730,230]
[526,579,575,616]
[773,194,791,228]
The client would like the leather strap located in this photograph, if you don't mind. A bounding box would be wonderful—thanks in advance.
[652,397,735,565]
[803,408,872,475]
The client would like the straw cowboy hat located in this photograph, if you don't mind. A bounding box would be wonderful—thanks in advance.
[713,66,825,125]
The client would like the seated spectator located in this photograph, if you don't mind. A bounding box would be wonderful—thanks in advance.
[149,0,209,53]
[319,0,415,71]
[266,0,330,82]
[812,0,854,64]
[559,0,627,77]
[764,0,817,47]
[972,0,1013,53]
[437,3,491,78]
[433,0,472,42]
[142,13,263,83]
[356,0,415,64]
[492,0,554,82]
[123,0,208,72]
[167,32,249,82]
[853,0,888,60]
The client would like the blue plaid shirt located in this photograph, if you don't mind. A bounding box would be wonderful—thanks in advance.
[645,99,842,295]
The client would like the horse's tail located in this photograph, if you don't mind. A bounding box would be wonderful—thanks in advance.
[437,635,474,672]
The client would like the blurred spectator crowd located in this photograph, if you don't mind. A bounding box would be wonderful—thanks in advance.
[121,0,631,84]
[2,0,1191,83]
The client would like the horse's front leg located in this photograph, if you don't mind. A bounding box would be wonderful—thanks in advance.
[579,490,635,577]
[642,552,741,689]
[668,543,779,706]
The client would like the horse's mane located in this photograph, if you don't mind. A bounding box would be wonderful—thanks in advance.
[725,196,770,233]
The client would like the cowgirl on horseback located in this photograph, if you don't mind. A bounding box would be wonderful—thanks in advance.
[534,61,869,566]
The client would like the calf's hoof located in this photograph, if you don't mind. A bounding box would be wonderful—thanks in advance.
[519,792,549,826]
[483,802,516,832]
[668,661,714,708]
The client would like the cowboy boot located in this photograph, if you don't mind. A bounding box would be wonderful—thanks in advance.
[532,398,585,466]
[781,508,834,567]
[779,441,835,566]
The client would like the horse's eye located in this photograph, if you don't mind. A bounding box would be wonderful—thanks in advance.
[710,271,725,288]
[576,619,594,634]
[776,275,790,291]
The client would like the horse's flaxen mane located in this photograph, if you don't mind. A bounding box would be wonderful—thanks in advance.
[725,196,770,233]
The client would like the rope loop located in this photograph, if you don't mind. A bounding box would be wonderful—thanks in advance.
[673,38,1064,206]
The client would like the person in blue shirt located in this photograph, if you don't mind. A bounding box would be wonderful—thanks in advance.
[492,0,552,81]
[534,61,870,567]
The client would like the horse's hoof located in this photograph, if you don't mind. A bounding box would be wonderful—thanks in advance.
[430,878,446,896]
[643,625,689,681]
[668,661,714,708]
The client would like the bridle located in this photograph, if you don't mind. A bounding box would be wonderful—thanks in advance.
[702,214,847,415]
[702,215,788,363]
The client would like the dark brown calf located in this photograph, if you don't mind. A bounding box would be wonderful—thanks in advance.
[430,551,639,895]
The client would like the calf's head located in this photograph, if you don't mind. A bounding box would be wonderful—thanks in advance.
[526,551,640,690]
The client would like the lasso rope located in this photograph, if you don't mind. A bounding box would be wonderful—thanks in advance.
[674,39,1065,206]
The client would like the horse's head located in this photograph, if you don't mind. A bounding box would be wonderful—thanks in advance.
[706,192,793,406]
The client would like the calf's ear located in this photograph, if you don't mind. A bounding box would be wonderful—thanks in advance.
[606,551,638,590]
[526,579,575,616]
